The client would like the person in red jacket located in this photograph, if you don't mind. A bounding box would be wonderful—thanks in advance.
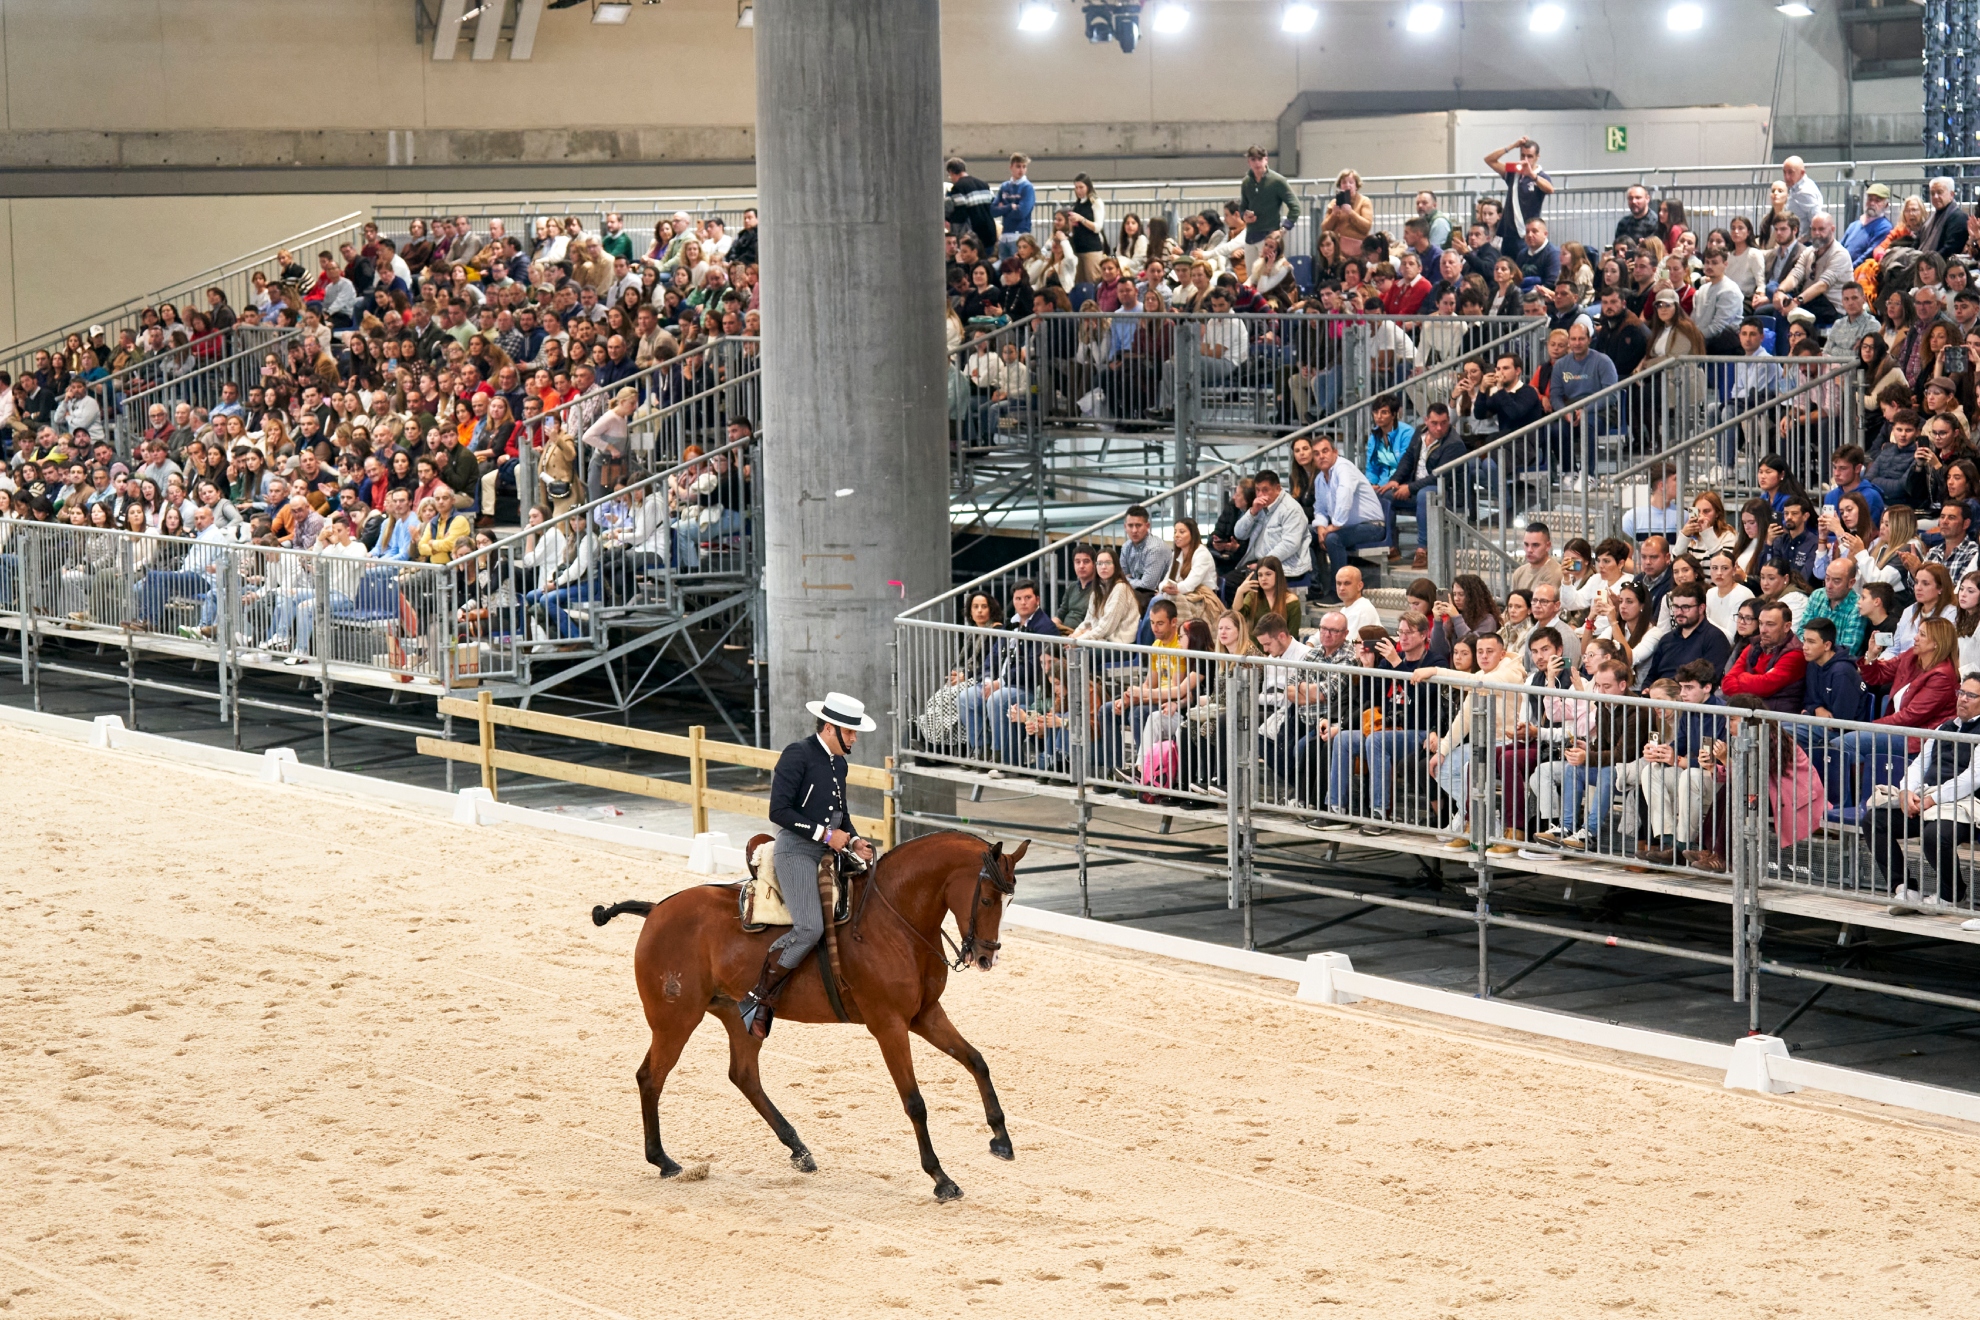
[1381,250,1434,316]
[1720,601,1808,712]
[1843,616,1963,810]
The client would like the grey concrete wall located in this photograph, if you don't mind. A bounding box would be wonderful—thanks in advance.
[754,0,949,778]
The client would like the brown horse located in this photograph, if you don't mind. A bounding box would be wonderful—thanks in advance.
[591,830,1028,1202]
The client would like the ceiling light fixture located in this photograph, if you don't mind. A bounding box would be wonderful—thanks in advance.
[1018,0,1058,31]
[1667,3,1704,30]
[1404,4,1444,35]
[1150,1,1189,33]
[1529,3,1565,33]
[1281,2,1319,33]
[736,0,753,25]
[1775,1,1813,15]
[592,1,632,23]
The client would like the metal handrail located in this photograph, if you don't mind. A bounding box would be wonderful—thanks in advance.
[481,431,754,557]
[1603,361,1858,487]
[1427,353,1854,481]
[910,314,1542,618]
[0,212,363,366]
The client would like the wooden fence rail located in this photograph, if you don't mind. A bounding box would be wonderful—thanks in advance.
[417,693,895,845]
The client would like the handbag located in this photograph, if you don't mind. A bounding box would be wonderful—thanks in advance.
[918,681,966,744]
[1139,738,1179,788]
[543,478,572,499]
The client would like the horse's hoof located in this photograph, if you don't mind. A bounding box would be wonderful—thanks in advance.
[656,1158,684,1178]
[932,1177,963,1203]
[791,1149,817,1173]
[989,1136,1014,1161]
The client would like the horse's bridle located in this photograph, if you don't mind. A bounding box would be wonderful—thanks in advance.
[856,843,1015,972]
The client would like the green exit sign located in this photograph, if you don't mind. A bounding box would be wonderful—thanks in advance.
[1605,125,1628,154]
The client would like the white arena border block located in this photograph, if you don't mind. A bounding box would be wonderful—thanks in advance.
[2,709,744,872]
[5,702,1969,1126]
[1003,904,1980,1127]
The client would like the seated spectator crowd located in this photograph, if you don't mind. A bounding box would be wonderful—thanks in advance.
[0,211,765,662]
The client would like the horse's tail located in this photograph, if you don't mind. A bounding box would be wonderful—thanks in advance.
[592,899,656,927]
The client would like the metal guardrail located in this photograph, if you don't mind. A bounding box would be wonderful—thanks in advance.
[1424,354,1858,593]
[479,430,762,658]
[891,623,1980,1022]
[370,156,1980,284]
[0,212,366,387]
[0,519,455,691]
[86,325,300,459]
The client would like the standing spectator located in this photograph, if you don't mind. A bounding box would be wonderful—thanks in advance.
[1551,322,1618,478]
[1066,173,1109,284]
[1320,169,1374,259]
[1238,146,1300,269]
[1483,135,1554,247]
[992,154,1035,260]
[944,158,998,254]
[1781,156,1824,236]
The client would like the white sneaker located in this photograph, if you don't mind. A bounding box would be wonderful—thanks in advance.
[985,769,1006,780]
[1962,918,1980,932]
[1560,829,1594,852]
[1319,818,1359,833]
[1888,886,1925,915]
[264,639,290,653]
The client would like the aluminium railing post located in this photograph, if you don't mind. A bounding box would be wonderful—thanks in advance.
[22,531,39,712]
[315,552,332,768]
[1227,661,1257,949]
[1730,722,1757,1008]
[1744,721,1768,1034]
[1173,319,1201,525]
[1471,688,1494,997]
[222,552,239,739]
[1069,644,1093,919]
[1425,486,1448,586]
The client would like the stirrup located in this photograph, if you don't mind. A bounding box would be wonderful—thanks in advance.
[739,993,775,1039]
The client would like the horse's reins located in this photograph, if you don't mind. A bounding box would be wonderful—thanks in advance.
[854,845,1015,972]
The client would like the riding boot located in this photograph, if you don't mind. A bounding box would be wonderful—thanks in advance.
[738,952,801,1039]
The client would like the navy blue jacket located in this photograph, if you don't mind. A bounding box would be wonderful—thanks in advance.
[769,735,858,843]
[1768,526,1820,581]
[991,607,1060,691]
[1645,618,1733,686]
[1803,655,1873,723]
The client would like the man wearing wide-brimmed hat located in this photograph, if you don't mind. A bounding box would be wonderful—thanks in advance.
[738,692,878,1039]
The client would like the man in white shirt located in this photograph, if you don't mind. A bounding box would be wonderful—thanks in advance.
[1781,157,1823,236]
[1620,462,1683,539]
[1308,436,1386,605]
[1333,564,1380,634]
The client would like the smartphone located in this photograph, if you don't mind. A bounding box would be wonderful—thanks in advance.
[1948,346,1971,375]
[1335,190,1352,207]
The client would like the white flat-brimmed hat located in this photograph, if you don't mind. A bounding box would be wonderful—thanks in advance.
[807,691,876,731]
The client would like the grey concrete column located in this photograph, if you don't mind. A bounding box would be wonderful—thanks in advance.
[755,0,949,774]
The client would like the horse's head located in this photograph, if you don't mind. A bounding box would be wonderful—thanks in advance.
[958,838,1027,971]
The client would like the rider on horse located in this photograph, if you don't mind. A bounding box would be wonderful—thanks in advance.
[737,691,878,1039]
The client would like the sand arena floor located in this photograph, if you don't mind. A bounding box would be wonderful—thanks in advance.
[5,726,1980,1318]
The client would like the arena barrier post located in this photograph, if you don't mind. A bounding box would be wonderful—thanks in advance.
[1064,645,1092,918]
[689,723,709,835]
[478,689,499,801]
[1729,723,1758,1011]
[1471,686,1495,997]
[1225,660,1257,947]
